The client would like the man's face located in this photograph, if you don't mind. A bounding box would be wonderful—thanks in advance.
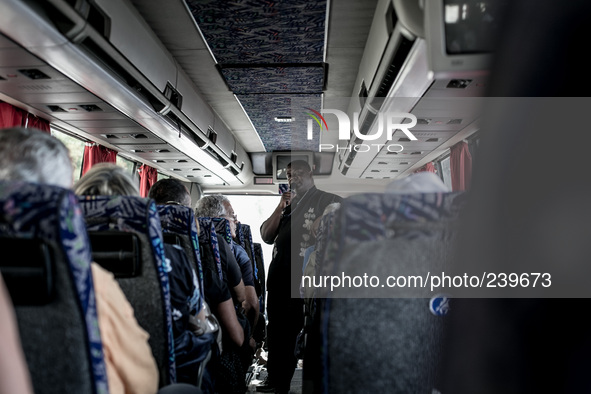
[287,165,312,193]
[222,201,237,238]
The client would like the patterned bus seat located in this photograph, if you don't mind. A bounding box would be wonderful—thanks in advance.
[78,195,175,386]
[0,181,108,394]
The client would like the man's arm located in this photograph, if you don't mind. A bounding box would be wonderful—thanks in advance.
[260,192,291,244]
[242,285,260,331]
[215,298,245,346]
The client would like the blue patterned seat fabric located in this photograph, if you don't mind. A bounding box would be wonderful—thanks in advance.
[314,192,466,394]
[196,217,223,281]
[211,217,233,253]
[157,204,204,313]
[0,181,108,394]
[78,195,176,385]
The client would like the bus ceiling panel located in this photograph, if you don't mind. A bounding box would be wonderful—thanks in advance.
[0,34,19,49]
[64,118,141,129]
[92,131,165,146]
[146,159,201,169]
[0,0,69,50]
[33,102,124,121]
[2,91,101,106]
[0,47,48,68]
[184,0,327,152]
[236,94,322,152]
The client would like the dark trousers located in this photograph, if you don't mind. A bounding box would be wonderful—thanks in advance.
[266,293,304,392]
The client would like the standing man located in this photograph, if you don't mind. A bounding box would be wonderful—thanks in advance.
[259,160,341,394]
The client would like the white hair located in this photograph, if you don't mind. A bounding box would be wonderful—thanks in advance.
[194,194,228,218]
[0,127,73,188]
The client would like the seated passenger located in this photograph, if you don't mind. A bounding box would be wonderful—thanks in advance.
[201,195,259,337]
[76,168,212,388]
[195,196,253,394]
[147,179,219,387]
[0,128,159,394]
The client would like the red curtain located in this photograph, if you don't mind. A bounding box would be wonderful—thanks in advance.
[450,141,472,191]
[82,143,118,176]
[415,162,436,174]
[0,102,27,128]
[1,102,50,133]
[138,164,158,198]
[25,114,51,133]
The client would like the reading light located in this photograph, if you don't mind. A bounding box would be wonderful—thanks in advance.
[274,116,295,123]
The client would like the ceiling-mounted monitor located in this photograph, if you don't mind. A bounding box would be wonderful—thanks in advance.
[425,0,507,79]
[272,151,314,184]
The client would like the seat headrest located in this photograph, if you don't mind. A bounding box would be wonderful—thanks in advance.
[0,237,55,305]
[87,231,141,278]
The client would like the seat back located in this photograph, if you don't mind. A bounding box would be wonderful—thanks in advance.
[157,204,204,313]
[312,192,465,394]
[196,217,224,281]
[78,195,175,386]
[237,222,264,300]
[0,181,108,394]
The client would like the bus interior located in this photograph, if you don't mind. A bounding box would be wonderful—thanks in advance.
[2,0,589,392]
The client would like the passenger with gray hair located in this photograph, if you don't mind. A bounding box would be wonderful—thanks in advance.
[0,127,73,188]
[0,127,161,394]
[74,163,140,196]
[196,195,259,345]
[195,195,254,393]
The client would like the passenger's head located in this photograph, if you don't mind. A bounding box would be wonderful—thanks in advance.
[74,163,139,196]
[287,160,314,194]
[0,127,73,188]
[194,194,237,237]
[386,172,449,194]
[148,178,191,207]
[194,195,227,218]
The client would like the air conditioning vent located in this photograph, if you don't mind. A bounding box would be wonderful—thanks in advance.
[426,138,439,142]
[79,104,103,112]
[105,134,119,139]
[18,69,50,80]
[398,137,411,142]
[447,118,462,124]
[447,79,471,89]
[47,105,66,112]
[374,35,414,100]
[130,134,148,139]
[417,118,431,125]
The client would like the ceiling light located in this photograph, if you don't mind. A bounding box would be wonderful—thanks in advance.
[274,116,295,123]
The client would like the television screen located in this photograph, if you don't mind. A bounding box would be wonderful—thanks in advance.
[275,154,311,181]
[443,0,506,54]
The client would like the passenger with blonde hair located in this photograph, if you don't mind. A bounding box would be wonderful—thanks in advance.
[0,127,201,394]
[74,163,139,196]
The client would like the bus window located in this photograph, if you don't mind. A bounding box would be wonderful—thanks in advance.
[227,195,281,273]
[116,155,136,176]
[440,155,452,190]
[157,172,170,181]
[51,128,85,182]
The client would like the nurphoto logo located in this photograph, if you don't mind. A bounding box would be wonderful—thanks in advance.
[305,108,418,153]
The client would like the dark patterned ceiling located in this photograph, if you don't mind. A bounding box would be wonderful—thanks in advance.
[185,0,327,152]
